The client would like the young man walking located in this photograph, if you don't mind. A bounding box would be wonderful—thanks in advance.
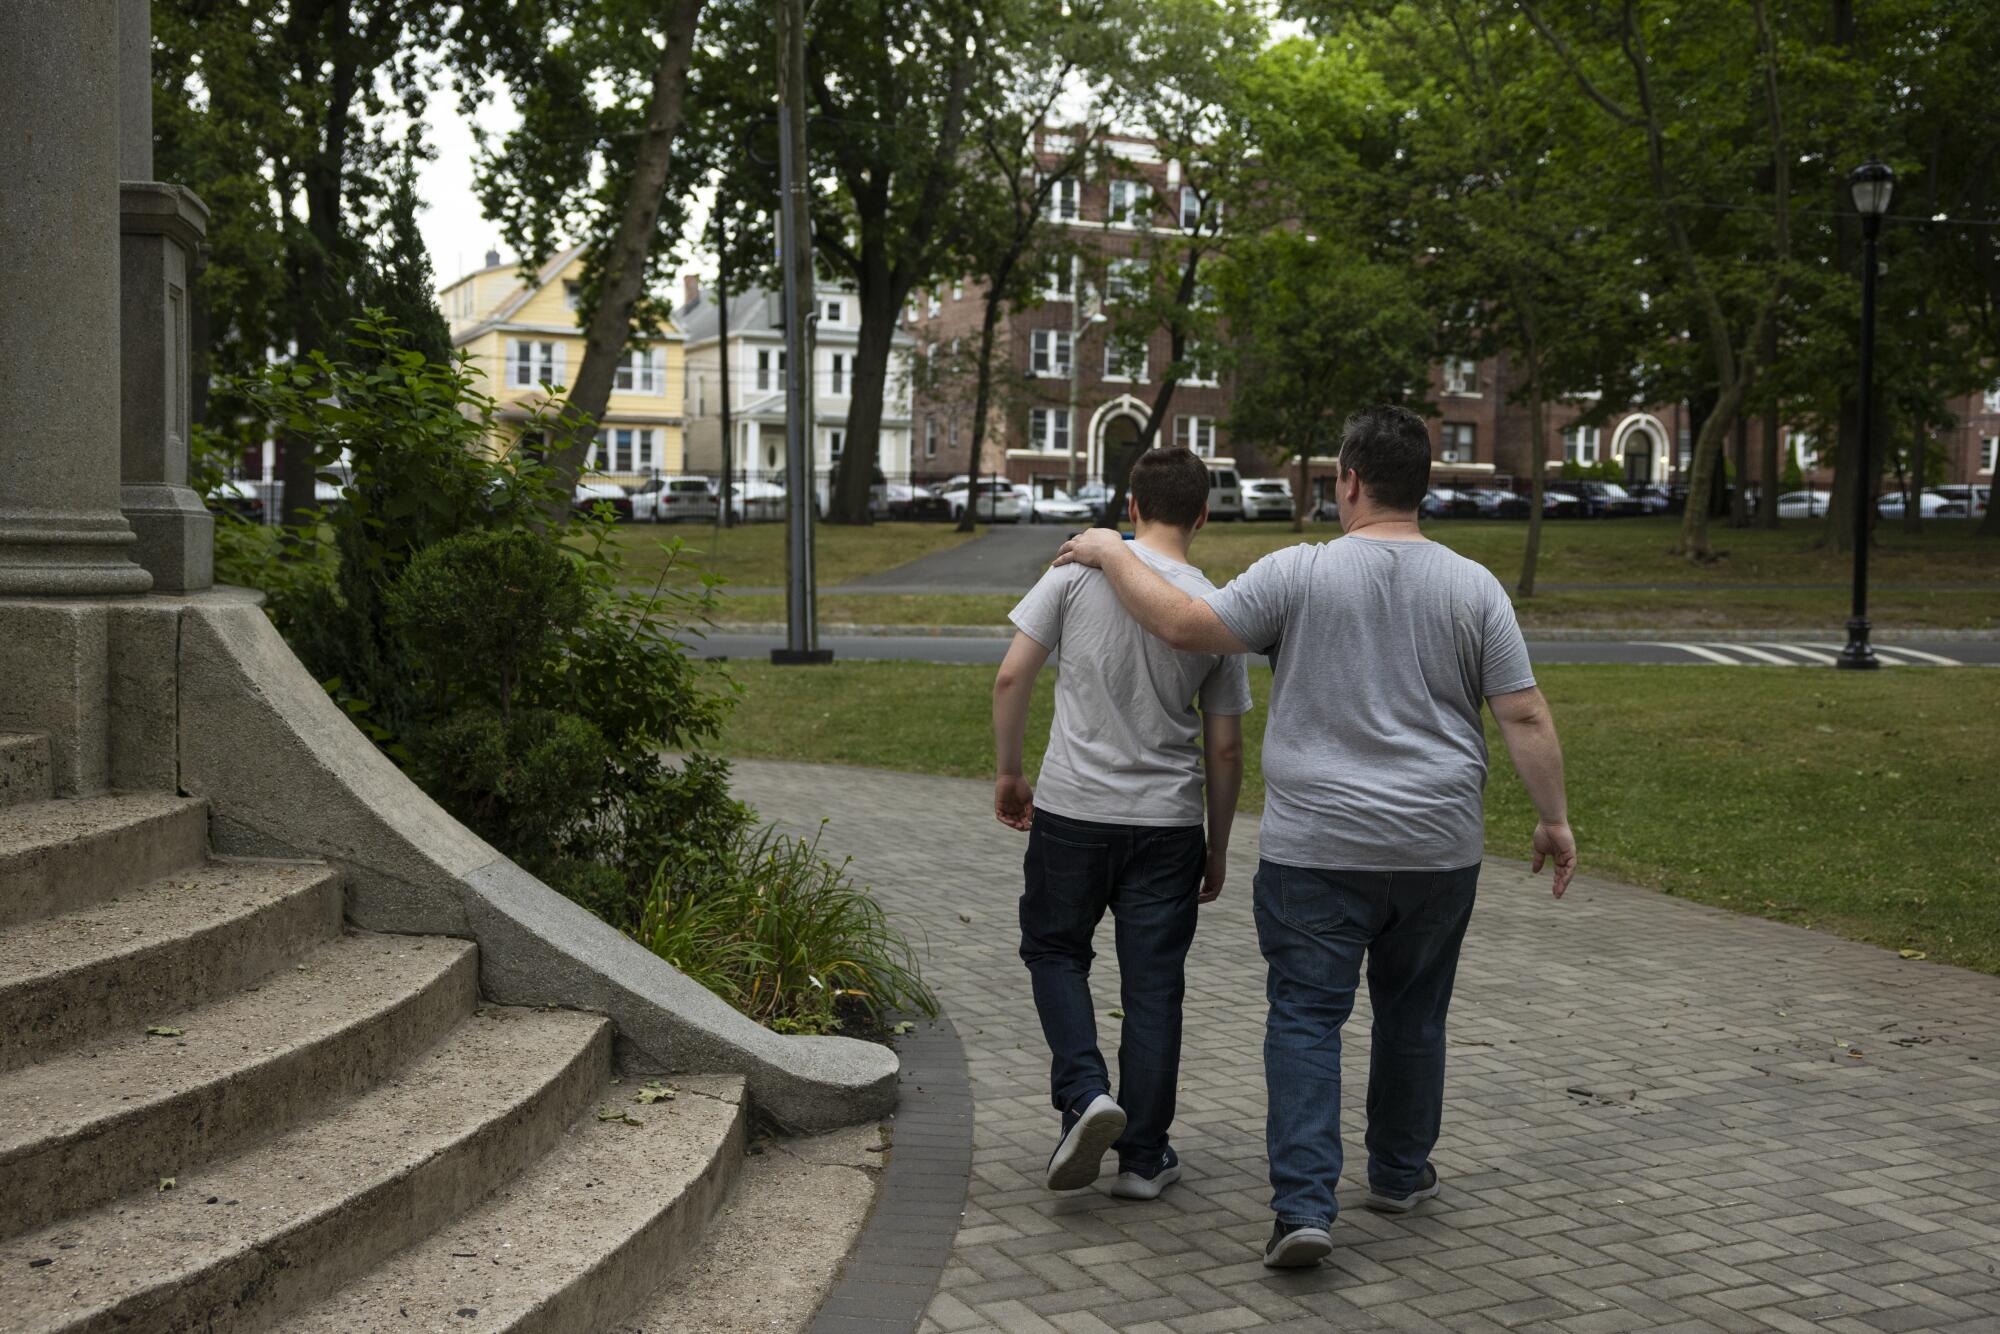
[1055,405,1577,1267]
[992,446,1251,1200]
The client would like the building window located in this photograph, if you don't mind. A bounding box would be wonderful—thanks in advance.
[1174,415,1216,457]
[1443,357,1479,395]
[1053,177,1081,221]
[1181,341,1217,387]
[828,428,845,462]
[1104,340,1147,383]
[755,348,786,392]
[1980,436,1997,473]
[925,416,940,458]
[1788,430,1819,472]
[1030,329,1073,376]
[822,298,844,325]
[1677,426,1693,468]
[1563,425,1601,465]
[952,281,963,301]
[1441,422,1475,463]
[563,280,582,312]
[1109,179,1151,226]
[1983,384,2000,414]
[1029,407,1072,453]
[613,347,665,395]
[1180,185,1211,231]
[508,339,561,389]
[1044,256,1077,301]
[1108,258,1146,302]
[927,290,942,317]
[830,352,848,395]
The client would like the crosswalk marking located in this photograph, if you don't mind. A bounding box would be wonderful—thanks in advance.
[1634,641,1967,667]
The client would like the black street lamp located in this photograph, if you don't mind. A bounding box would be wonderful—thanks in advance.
[1838,159,1894,671]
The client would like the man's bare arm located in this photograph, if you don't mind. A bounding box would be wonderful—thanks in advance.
[1053,529,1248,654]
[992,632,1052,830]
[1199,712,1244,903]
[1488,685,1576,898]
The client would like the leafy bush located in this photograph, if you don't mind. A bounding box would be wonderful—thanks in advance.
[204,313,931,1038]
[631,824,938,1034]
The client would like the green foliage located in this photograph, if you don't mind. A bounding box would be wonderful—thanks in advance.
[630,824,939,1033]
[213,315,928,1037]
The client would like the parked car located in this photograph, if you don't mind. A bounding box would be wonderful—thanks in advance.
[1630,483,1683,515]
[1019,486,1094,525]
[1241,477,1294,521]
[1542,489,1582,519]
[724,479,788,522]
[939,478,1024,523]
[1553,481,1643,518]
[817,465,891,520]
[1776,489,1834,519]
[207,479,264,522]
[1463,487,1531,520]
[1419,488,1480,520]
[1207,467,1245,521]
[885,482,951,521]
[1877,489,1968,520]
[1930,484,1990,520]
[573,480,634,521]
[1072,481,1114,523]
[631,476,719,523]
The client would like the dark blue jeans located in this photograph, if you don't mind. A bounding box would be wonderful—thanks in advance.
[1019,807,1205,1167]
[1252,859,1479,1228]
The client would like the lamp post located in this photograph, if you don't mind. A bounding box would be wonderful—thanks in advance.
[1066,284,1107,497]
[1838,159,1894,671]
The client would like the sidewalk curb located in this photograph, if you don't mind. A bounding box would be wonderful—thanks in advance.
[705,621,2000,643]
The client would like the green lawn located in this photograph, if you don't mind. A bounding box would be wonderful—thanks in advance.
[715,660,2000,976]
[610,520,983,590]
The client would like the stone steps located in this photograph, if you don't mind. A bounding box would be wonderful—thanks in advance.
[0,733,51,809]
[284,1076,747,1334]
[0,855,343,1073]
[0,930,480,1236]
[0,787,786,1333]
[0,792,208,929]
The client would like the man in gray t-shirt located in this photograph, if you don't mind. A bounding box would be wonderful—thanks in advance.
[1056,405,1576,1270]
[993,448,1251,1203]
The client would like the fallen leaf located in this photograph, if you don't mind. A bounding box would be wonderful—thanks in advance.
[1898,949,1927,961]
[957,912,971,924]
[891,1021,916,1035]
[158,1177,175,1192]
[1108,1009,1125,1020]
[634,1082,677,1105]
[145,1026,184,1038]
[596,1106,644,1127]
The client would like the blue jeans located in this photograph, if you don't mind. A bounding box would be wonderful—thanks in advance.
[1252,859,1479,1227]
[1019,807,1205,1166]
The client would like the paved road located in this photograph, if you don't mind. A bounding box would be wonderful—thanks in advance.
[838,524,1075,595]
[734,759,2000,1333]
[691,631,1999,668]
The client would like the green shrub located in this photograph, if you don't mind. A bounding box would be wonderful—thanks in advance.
[631,823,939,1034]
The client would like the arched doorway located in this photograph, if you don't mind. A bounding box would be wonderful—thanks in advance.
[1612,415,1668,486]
[1085,394,1153,484]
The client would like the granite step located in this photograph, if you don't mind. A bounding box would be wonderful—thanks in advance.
[0,931,478,1238]
[0,856,343,1073]
[284,1075,748,1334]
[0,733,51,809]
[0,1005,610,1334]
[0,792,208,930]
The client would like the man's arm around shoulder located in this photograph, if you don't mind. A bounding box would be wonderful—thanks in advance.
[1054,529,1248,654]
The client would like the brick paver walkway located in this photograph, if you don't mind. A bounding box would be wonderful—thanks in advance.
[732,760,2000,1334]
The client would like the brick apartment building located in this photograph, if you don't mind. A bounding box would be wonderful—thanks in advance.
[907,131,1998,508]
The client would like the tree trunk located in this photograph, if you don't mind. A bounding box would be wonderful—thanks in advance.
[1759,397,1781,529]
[1730,415,1750,527]
[1518,381,1549,598]
[1825,393,1859,552]
[1902,418,1924,535]
[543,0,705,518]
[958,266,1014,534]
[716,228,734,529]
[830,277,902,523]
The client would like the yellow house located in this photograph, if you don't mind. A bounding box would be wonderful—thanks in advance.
[438,245,685,484]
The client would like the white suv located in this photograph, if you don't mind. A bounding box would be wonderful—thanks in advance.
[1241,477,1294,521]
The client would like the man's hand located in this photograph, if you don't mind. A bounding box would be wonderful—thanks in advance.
[994,775,1035,831]
[1199,845,1228,903]
[1532,821,1577,899]
[1053,527,1128,570]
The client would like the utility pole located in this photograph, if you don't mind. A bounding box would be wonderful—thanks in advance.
[772,0,829,664]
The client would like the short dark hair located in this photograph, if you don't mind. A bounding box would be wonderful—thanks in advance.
[1129,446,1211,529]
[1337,405,1431,511]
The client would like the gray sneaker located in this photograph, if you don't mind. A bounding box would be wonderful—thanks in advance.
[1263,1220,1333,1268]
[1364,1164,1441,1213]
[1045,1093,1127,1191]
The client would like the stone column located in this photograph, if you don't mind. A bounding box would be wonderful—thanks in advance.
[119,0,214,591]
[0,0,152,596]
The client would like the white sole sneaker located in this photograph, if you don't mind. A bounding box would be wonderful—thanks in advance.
[1044,1094,1127,1191]
[1263,1225,1333,1268]
[1107,1160,1182,1200]
[1364,1168,1442,1213]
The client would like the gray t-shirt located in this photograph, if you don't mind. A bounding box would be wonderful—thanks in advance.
[1203,536,1534,870]
[1010,542,1253,827]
